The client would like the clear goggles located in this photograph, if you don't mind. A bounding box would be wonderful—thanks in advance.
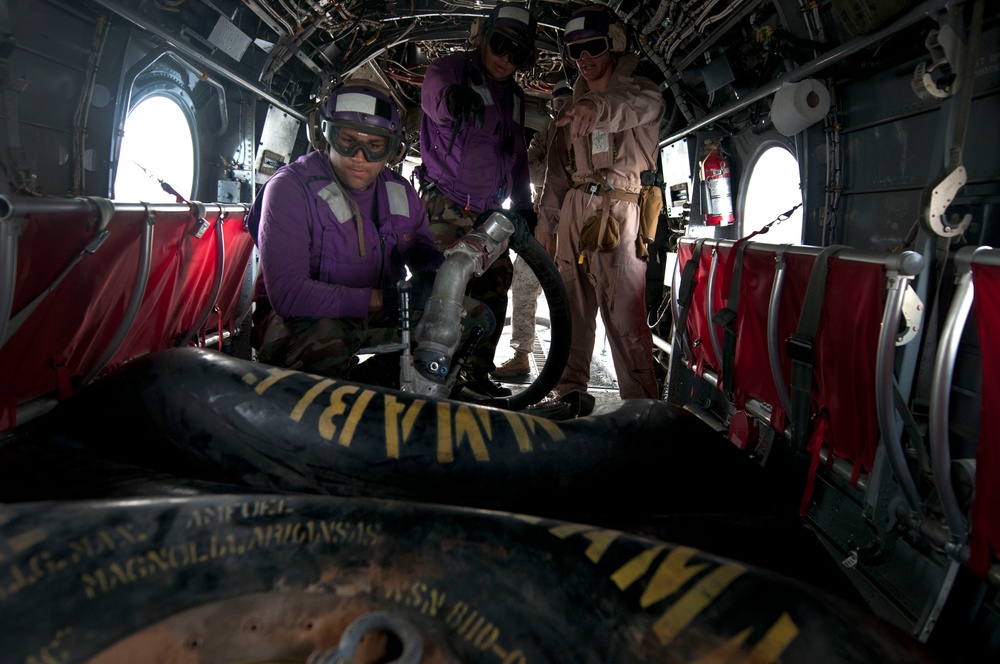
[488,31,532,67]
[566,36,609,61]
[548,95,570,113]
[323,121,398,162]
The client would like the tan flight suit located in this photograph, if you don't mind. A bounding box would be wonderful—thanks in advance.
[537,54,664,399]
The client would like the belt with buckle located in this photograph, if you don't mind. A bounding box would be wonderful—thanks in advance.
[573,182,640,204]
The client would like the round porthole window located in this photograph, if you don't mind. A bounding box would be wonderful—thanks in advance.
[741,145,803,245]
[113,95,195,202]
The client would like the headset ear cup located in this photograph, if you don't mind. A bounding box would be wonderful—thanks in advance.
[389,136,408,167]
[470,16,487,46]
[608,23,627,52]
[309,112,330,152]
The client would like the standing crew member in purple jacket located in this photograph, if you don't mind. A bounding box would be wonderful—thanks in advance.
[418,2,537,399]
[250,82,447,385]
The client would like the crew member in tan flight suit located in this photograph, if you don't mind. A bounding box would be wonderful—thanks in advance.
[536,5,664,399]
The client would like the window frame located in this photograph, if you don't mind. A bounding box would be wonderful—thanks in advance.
[737,140,804,245]
[112,71,200,202]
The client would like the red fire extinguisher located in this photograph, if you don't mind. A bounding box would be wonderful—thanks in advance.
[700,140,735,226]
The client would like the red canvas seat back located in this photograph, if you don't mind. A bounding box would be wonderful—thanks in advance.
[101,212,254,366]
[676,240,732,379]
[970,261,1000,576]
[729,246,786,431]
[719,246,884,476]
[0,202,252,432]
[807,256,885,476]
[673,241,888,504]
[730,248,885,511]
[202,218,256,342]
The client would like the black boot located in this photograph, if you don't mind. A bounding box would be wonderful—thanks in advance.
[464,370,513,398]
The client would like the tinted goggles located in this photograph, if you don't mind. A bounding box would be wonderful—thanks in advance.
[488,31,532,67]
[325,122,396,161]
[566,36,609,60]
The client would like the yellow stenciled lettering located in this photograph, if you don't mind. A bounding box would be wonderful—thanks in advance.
[639,546,709,609]
[750,612,799,662]
[459,612,484,638]
[402,581,446,616]
[548,524,621,563]
[683,612,799,663]
[651,564,746,645]
[472,623,500,650]
[521,413,566,441]
[339,389,376,447]
[582,530,620,563]
[384,396,426,458]
[25,627,71,664]
[610,544,666,592]
[438,404,490,463]
[499,411,533,452]
[424,587,446,616]
[8,528,47,553]
[319,385,361,441]
[81,570,107,599]
[455,406,490,461]
[445,600,469,629]
[437,403,453,462]
[291,378,336,421]
[512,514,544,525]
[250,367,297,395]
[549,523,592,539]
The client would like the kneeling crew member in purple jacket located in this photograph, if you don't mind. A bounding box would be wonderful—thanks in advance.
[251,82,449,385]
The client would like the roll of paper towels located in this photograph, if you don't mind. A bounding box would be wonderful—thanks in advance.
[770,78,831,136]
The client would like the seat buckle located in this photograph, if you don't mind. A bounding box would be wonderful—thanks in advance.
[786,333,814,363]
[585,183,600,195]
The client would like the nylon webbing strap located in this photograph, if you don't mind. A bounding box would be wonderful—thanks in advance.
[787,245,849,449]
[712,240,752,398]
[674,239,706,357]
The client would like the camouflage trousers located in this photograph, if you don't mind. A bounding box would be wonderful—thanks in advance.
[420,187,513,374]
[255,301,494,387]
[509,251,542,353]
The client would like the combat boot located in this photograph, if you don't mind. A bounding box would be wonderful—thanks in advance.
[491,352,531,377]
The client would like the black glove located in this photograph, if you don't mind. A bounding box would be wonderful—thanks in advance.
[445,85,485,128]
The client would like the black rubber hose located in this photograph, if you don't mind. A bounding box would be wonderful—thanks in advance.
[463,215,571,410]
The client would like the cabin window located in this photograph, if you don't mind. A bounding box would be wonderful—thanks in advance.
[113,95,196,202]
[741,145,803,244]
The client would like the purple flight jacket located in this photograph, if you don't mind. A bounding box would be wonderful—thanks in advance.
[254,151,443,320]
[419,50,532,215]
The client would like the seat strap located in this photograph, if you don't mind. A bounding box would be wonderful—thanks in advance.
[674,239,706,357]
[786,245,849,450]
[712,240,753,398]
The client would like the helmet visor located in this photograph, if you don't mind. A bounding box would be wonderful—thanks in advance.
[567,36,609,60]
[325,121,396,162]
[488,31,532,67]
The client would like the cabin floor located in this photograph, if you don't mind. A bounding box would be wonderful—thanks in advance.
[492,274,625,411]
